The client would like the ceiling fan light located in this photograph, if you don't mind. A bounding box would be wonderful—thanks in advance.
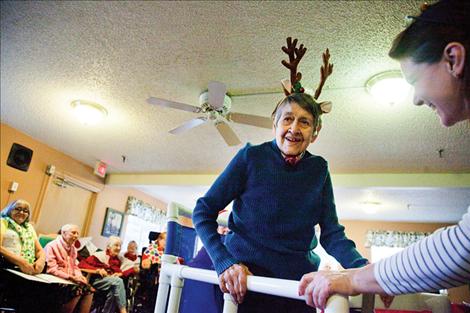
[365,70,412,106]
[71,100,108,125]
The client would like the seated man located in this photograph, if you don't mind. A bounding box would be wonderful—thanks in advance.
[45,224,94,313]
[78,236,136,313]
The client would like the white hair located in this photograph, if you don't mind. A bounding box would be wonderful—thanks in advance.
[61,224,79,234]
[107,236,122,248]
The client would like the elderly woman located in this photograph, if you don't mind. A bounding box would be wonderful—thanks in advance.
[0,199,45,274]
[45,224,93,313]
[79,236,135,313]
[0,199,47,312]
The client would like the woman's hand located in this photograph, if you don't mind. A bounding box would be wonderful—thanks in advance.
[298,270,358,309]
[218,263,252,304]
[18,259,35,275]
[112,272,123,277]
[33,259,45,274]
[96,268,108,277]
[71,275,88,285]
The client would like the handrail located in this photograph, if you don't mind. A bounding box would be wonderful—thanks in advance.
[156,260,349,313]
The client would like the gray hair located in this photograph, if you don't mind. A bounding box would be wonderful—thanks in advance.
[107,236,122,248]
[61,224,79,234]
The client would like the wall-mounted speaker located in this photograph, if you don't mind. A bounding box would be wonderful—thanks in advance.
[7,143,34,172]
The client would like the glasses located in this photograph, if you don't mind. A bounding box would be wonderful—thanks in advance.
[13,207,30,214]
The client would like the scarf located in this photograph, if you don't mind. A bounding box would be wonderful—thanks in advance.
[4,216,36,264]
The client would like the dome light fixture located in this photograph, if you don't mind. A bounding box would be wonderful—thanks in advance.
[365,70,412,106]
[71,100,108,125]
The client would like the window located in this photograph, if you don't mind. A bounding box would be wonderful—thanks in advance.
[122,215,165,253]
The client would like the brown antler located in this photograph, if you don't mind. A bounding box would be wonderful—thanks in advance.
[281,37,307,95]
[314,48,334,100]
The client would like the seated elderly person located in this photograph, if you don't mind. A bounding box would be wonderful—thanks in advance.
[45,224,93,313]
[78,236,136,313]
[0,199,45,274]
[0,199,47,312]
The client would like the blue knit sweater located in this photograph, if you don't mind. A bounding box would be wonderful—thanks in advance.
[193,140,367,280]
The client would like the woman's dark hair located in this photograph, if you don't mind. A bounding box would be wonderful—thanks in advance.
[271,93,323,134]
[389,0,469,87]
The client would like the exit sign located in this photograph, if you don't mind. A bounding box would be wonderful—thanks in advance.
[94,161,107,178]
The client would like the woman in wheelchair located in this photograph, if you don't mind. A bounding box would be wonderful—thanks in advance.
[44,224,94,313]
[79,236,138,313]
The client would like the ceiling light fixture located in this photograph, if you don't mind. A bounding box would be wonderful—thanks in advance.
[71,100,108,125]
[365,70,412,106]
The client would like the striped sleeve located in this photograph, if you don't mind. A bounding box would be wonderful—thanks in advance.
[374,207,470,295]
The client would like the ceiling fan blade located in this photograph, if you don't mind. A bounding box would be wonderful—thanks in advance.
[169,117,208,135]
[215,121,241,146]
[208,81,227,109]
[229,112,273,129]
[147,97,200,113]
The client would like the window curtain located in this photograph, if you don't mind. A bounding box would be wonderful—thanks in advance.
[125,196,166,230]
[365,230,431,248]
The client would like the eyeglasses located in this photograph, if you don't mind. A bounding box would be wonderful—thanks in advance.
[13,207,30,214]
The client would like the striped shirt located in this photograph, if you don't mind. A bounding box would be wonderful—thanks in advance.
[375,206,470,295]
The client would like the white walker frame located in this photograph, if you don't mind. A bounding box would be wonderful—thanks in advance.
[154,203,350,313]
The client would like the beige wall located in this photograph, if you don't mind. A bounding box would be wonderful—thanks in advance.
[0,123,167,247]
[1,123,104,210]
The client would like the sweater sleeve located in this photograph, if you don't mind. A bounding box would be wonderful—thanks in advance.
[374,207,470,295]
[192,145,249,276]
[318,171,368,269]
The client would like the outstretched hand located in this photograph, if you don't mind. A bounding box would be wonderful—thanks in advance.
[218,263,253,304]
[298,270,358,309]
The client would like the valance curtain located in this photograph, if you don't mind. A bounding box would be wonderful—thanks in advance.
[125,196,166,229]
[365,230,431,248]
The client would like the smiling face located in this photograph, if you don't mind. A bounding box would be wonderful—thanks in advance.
[10,203,30,225]
[62,226,80,245]
[273,101,317,157]
[400,56,466,127]
[127,242,137,255]
[107,239,122,257]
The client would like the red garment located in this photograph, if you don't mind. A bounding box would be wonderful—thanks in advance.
[124,252,137,262]
[78,250,135,278]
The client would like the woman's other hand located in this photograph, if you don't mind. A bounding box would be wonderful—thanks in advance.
[33,259,45,274]
[218,263,253,304]
[18,259,35,275]
[71,275,88,285]
[298,270,358,309]
[96,268,108,277]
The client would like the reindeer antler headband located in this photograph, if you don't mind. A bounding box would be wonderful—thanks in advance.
[280,37,333,114]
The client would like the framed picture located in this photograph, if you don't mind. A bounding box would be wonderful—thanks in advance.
[101,207,124,237]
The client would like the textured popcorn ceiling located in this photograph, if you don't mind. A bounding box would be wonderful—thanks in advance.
[1,1,469,222]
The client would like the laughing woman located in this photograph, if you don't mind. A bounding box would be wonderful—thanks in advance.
[0,199,45,274]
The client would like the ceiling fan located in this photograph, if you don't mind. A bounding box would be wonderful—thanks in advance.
[147,81,273,146]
